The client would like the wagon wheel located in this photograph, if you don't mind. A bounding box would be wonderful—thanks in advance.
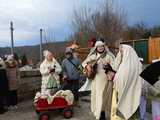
[63,108,73,119]
[35,110,40,114]
[39,112,50,120]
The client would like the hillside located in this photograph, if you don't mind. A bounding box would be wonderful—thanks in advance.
[0,41,67,63]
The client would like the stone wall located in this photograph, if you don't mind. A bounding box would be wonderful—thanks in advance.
[18,70,41,101]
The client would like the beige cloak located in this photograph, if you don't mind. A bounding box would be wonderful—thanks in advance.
[82,52,114,119]
[111,45,142,120]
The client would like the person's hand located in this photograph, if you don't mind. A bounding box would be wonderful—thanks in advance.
[62,75,68,80]
[86,64,92,72]
[49,68,55,73]
[106,71,115,81]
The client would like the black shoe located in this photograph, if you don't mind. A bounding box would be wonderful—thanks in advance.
[0,108,7,114]
[99,111,106,120]
[99,117,106,120]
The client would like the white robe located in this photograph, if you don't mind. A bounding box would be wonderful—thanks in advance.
[40,58,62,94]
[113,45,142,119]
[79,78,91,92]
[82,53,114,119]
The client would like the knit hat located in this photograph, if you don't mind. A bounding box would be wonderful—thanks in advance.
[65,47,73,53]
[94,41,105,47]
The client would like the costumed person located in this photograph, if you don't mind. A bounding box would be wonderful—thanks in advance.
[5,55,19,110]
[82,41,115,120]
[62,47,81,106]
[40,50,62,95]
[68,41,79,58]
[79,38,115,92]
[138,58,148,120]
[140,59,160,120]
[0,58,8,114]
[150,79,160,120]
[87,37,104,57]
[111,44,142,120]
[140,79,160,120]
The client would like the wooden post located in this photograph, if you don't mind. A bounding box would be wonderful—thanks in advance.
[40,29,43,62]
[10,21,14,54]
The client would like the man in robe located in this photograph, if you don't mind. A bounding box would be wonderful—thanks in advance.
[111,44,142,120]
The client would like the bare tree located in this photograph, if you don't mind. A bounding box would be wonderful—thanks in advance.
[43,28,56,51]
[124,21,151,40]
[71,0,127,47]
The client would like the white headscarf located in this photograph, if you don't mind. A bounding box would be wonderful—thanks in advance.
[88,41,106,56]
[114,44,142,119]
[94,41,105,47]
[7,54,14,61]
[43,50,51,58]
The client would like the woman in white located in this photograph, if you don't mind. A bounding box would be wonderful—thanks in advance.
[82,41,115,120]
[40,50,62,94]
[111,44,142,120]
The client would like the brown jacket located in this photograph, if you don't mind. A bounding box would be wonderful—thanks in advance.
[6,67,19,90]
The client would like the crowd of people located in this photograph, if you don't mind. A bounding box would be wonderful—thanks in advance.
[38,38,160,120]
[81,39,160,120]
[0,38,160,120]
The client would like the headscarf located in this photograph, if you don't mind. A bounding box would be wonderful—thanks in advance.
[6,54,14,61]
[114,44,142,119]
[88,41,114,59]
[88,41,105,56]
[43,50,51,58]
[94,40,105,47]
[5,54,18,68]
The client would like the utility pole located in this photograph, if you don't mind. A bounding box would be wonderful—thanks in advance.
[40,29,43,62]
[10,21,14,54]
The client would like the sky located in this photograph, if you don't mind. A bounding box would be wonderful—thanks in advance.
[0,0,160,47]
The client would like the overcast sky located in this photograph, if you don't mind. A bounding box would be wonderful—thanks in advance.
[0,0,160,47]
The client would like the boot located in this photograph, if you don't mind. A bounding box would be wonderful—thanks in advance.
[99,111,106,120]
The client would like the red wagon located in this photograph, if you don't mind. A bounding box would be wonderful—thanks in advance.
[34,97,73,120]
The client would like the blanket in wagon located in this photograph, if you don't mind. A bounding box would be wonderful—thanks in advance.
[34,90,74,105]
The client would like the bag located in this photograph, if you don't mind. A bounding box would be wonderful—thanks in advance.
[83,61,97,79]
[67,59,80,71]
[83,53,105,79]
